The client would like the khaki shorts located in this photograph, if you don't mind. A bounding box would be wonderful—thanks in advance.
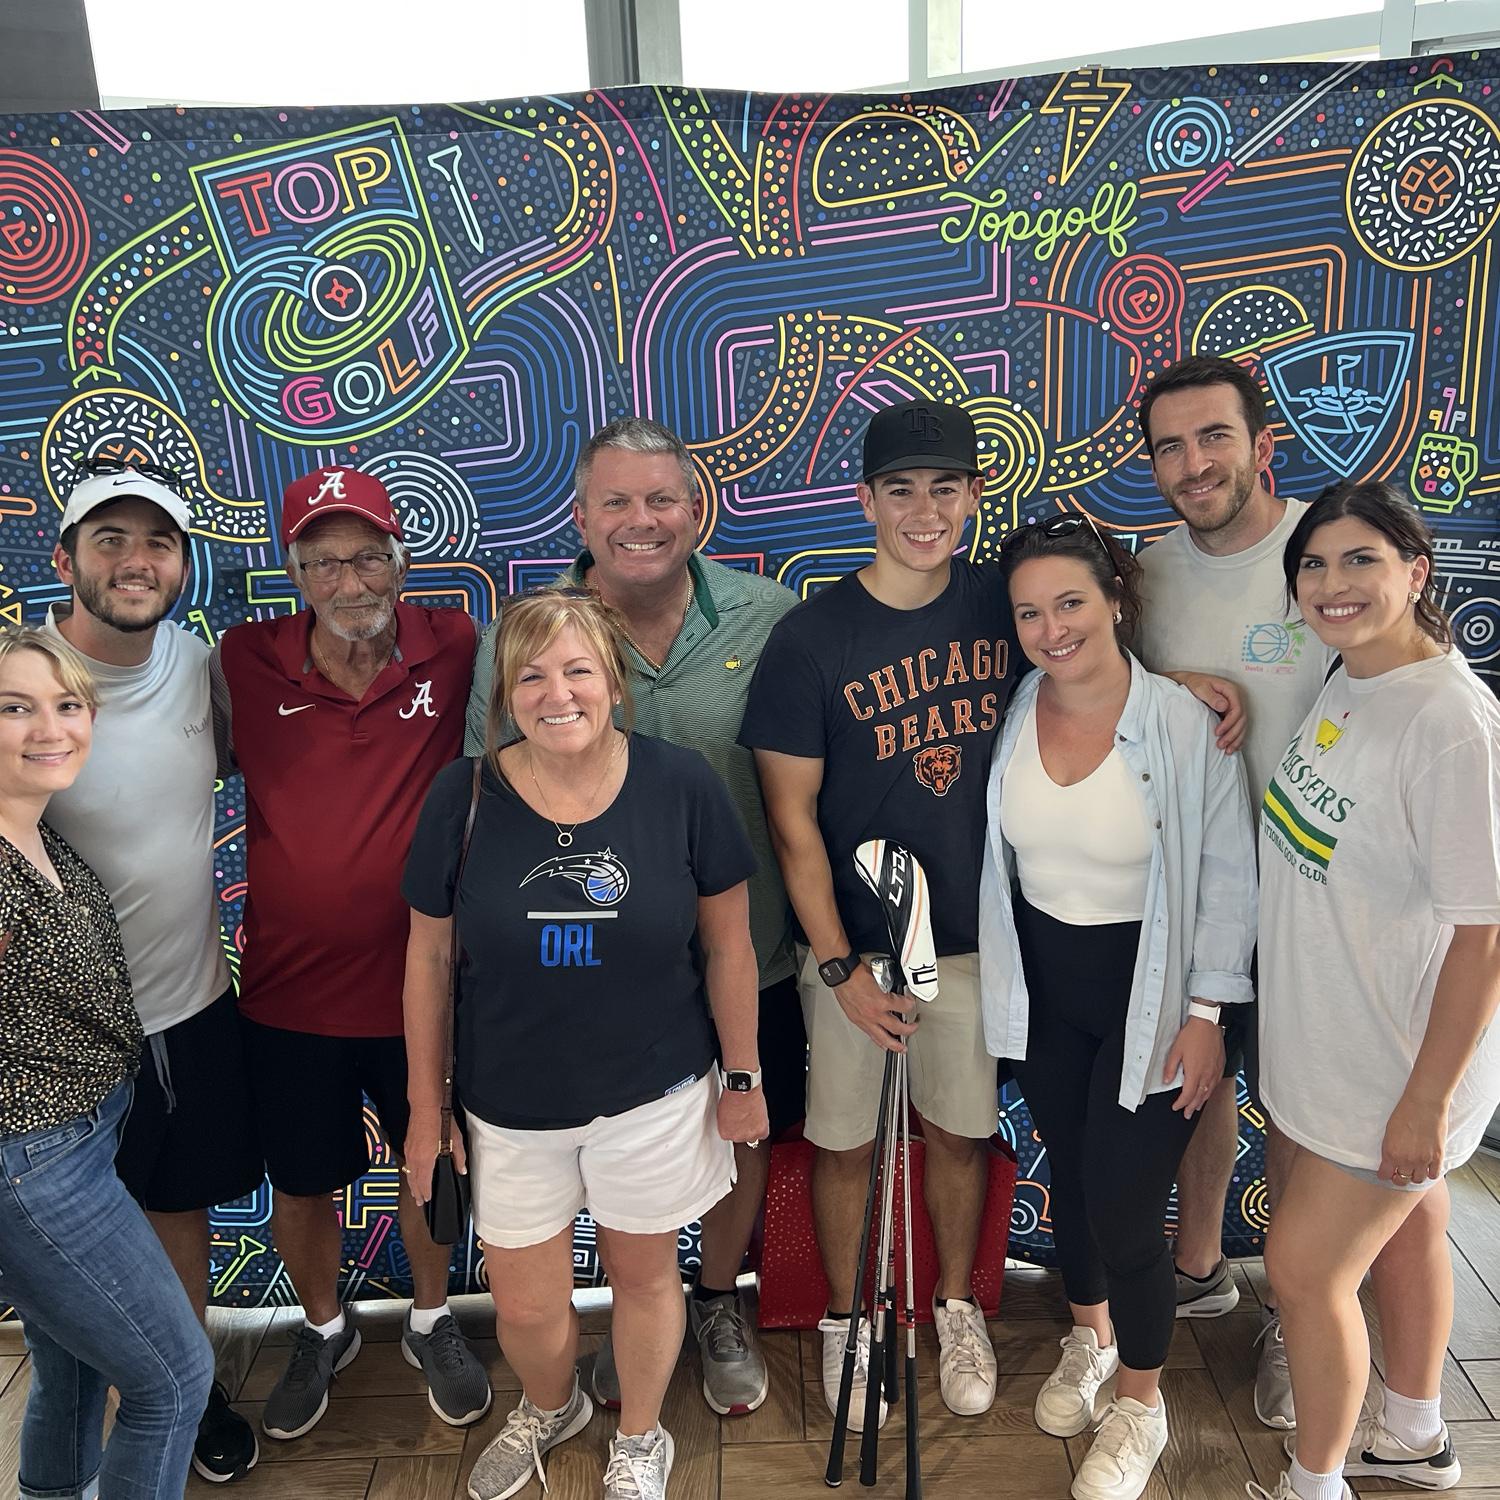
[798,947,998,1150]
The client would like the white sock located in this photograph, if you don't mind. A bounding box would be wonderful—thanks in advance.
[1381,1385,1443,1448]
[619,1426,658,1444]
[308,1310,346,1339]
[1290,1456,1345,1500]
[533,1380,575,1418]
[407,1301,451,1336]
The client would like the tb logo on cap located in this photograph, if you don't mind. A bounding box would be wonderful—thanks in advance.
[906,406,944,442]
[306,470,348,508]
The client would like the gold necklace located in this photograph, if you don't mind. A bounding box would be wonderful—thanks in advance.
[616,572,694,672]
[312,629,395,687]
[526,734,624,848]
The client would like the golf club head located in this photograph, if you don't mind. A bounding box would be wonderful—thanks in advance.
[853,840,939,1002]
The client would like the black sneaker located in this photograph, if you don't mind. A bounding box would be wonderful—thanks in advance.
[193,1381,259,1483]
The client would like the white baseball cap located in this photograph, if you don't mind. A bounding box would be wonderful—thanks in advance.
[59,470,193,536]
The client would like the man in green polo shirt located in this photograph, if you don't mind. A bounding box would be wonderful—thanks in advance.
[465,416,802,1418]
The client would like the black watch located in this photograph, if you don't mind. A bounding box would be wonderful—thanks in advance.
[817,950,862,988]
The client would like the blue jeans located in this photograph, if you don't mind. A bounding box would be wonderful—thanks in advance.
[0,1081,214,1499]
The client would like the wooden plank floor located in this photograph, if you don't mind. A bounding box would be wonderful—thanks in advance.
[5,1158,1500,1498]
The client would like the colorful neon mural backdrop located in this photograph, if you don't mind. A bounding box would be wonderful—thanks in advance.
[2,55,1498,1306]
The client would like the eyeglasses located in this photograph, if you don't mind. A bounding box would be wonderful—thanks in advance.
[73,455,184,491]
[298,550,397,582]
[1001,512,1115,562]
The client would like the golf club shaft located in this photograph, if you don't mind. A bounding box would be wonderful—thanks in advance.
[900,1052,922,1499]
[860,1050,901,1484]
[825,1047,898,1487]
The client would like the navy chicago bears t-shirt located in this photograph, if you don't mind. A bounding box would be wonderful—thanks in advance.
[403,734,756,1130]
[739,562,1019,956]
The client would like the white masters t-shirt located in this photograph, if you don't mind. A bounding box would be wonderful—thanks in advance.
[1258,649,1500,1173]
[1137,498,1334,799]
[44,609,230,1035]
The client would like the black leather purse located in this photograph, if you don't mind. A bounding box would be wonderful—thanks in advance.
[424,759,481,1246]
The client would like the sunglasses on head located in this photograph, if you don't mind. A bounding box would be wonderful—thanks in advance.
[73,455,184,491]
[1001,512,1114,561]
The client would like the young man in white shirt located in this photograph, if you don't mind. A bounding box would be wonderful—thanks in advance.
[1134,357,1333,1431]
[46,464,263,1483]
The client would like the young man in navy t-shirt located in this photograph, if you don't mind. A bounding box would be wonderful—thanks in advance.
[740,400,1020,1427]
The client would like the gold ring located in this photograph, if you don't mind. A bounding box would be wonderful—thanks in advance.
[1393,1170,1409,1181]
[399,1165,410,1175]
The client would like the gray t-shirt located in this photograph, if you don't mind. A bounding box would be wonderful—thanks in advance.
[1136,498,1333,800]
[44,609,230,1035]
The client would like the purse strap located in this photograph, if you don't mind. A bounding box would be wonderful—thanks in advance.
[439,758,483,1156]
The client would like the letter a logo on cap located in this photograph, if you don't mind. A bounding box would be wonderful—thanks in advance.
[307,469,348,508]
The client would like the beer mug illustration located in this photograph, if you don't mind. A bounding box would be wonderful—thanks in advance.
[1410,431,1479,514]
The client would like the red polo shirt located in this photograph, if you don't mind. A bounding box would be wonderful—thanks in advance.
[219,603,476,1037]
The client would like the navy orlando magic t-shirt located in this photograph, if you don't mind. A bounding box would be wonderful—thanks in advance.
[403,734,757,1130]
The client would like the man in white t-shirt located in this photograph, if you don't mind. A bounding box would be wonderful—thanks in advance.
[1134,357,1333,1432]
[45,465,263,1484]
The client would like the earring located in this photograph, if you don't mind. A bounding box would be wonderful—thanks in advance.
[1113,610,1122,624]
[1408,590,1420,604]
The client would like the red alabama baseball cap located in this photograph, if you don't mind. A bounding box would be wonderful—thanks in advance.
[281,466,404,546]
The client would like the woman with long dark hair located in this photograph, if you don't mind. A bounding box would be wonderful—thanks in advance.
[980,517,1257,1500]
[1252,481,1500,1500]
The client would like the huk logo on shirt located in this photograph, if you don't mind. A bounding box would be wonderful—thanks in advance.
[913,744,961,796]
[521,849,631,968]
[398,680,437,719]
[306,469,348,507]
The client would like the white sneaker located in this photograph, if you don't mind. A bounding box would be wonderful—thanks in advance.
[1253,1310,1295,1430]
[602,1427,674,1500]
[932,1296,998,1416]
[1246,1477,1353,1500]
[1035,1326,1120,1438]
[817,1315,888,1431]
[1285,1407,1461,1490]
[1071,1395,1169,1500]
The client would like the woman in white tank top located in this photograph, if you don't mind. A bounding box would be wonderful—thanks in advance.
[978,516,1256,1500]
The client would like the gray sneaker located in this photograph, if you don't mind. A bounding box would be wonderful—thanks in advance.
[591,1332,622,1409]
[402,1309,493,1426]
[1173,1256,1241,1318]
[689,1291,768,1416]
[603,1427,674,1500]
[465,1382,593,1500]
[1253,1309,1296,1430]
[261,1310,362,1440]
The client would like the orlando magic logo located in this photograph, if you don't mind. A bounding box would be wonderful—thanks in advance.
[520,848,631,907]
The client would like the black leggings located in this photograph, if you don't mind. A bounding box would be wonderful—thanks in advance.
[1010,896,1198,1371]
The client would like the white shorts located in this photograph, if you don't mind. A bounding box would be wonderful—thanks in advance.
[800,947,998,1150]
[465,1073,735,1249]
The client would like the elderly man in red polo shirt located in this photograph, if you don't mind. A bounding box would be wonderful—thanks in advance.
[213,467,488,1441]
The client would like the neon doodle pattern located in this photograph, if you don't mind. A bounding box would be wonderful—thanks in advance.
[2,53,1499,1305]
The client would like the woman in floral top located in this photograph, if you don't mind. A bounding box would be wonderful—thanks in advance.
[0,626,212,1500]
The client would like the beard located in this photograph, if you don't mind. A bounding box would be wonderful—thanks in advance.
[72,569,183,633]
[1170,462,1257,535]
[319,594,396,641]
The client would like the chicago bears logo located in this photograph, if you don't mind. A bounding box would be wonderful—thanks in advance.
[520,849,631,906]
[913,744,962,796]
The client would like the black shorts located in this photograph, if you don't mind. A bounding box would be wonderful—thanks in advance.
[755,974,808,1140]
[240,1019,411,1197]
[115,986,264,1214]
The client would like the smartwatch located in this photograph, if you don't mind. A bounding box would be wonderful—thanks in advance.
[719,1067,763,1093]
[817,950,862,988]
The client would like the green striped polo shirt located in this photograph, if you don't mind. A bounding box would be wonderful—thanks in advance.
[465,552,798,988]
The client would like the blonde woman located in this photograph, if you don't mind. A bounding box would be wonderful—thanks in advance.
[402,590,766,1500]
[0,626,213,1500]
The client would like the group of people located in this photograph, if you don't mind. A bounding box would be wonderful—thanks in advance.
[0,354,1496,1500]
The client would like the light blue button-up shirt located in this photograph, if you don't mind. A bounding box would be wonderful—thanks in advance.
[979,655,1258,1111]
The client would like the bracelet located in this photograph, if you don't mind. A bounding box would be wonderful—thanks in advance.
[1187,1001,1222,1025]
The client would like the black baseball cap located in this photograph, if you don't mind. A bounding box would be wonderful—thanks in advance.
[862,399,980,482]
